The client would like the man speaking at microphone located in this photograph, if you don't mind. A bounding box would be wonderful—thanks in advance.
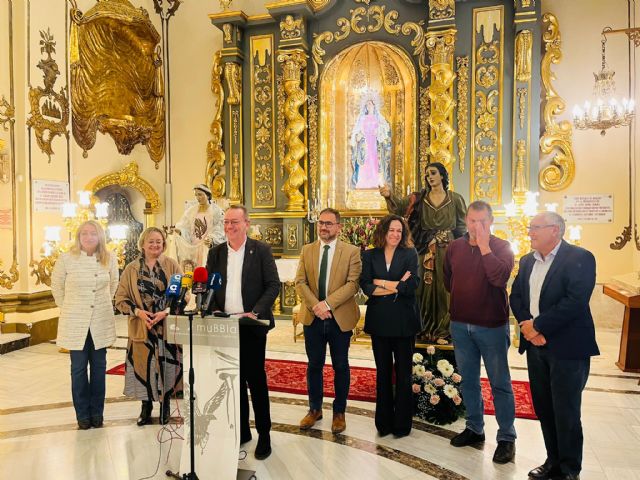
[205,205,280,460]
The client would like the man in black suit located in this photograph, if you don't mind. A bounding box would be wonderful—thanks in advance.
[510,212,599,480]
[206,205,280,460]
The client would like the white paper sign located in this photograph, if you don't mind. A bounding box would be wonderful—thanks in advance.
[563,194,613,223]
[32,180,69,213]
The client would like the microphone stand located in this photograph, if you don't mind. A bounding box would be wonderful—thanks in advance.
[166,311,199,480]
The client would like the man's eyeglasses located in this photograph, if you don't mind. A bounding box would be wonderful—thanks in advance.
[318,221,339,227]
[527,224,555,232]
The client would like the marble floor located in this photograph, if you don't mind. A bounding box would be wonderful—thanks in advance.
[1,316,639,480]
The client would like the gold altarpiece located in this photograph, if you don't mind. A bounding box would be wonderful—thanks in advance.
[209,0,547,256]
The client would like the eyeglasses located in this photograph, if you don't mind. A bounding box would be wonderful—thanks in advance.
[527,224,555,232]
[223,220,245,226]
[318,221,339,227]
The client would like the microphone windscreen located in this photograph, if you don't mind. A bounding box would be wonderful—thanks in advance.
[165,274,182,298]
[181,271,193,289]
[193,266,208,283]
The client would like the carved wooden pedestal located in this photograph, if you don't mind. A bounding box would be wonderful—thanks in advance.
[603,284,640,373]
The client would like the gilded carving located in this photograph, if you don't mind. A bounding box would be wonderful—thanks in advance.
[276,73,286,179]
[283,280,298,307]
[232,109,239,144]
[471,7,503,205]
[429,0,455,21]
[310,7,429,88]
[419,86,430,183]
[426,30,457,173]
[85,161,161,212]
[69,0,164,167]
[263,225,283,246]
[539,13,575,192]
[286,224,298,249]
[0,95,15,131]
[280,15,303,40]
[456,56,469,173]
[307,94,318,203]
[277,49,308,211]
[225,63,242,105]
[26,28,69,162]
[515,30,532,82]
[517,88,527,129]
[231,153,241,202]
[513,139,528,195]
[1,259,19,289]
[206,51,226,198]
[223,23,232,43]
[252,38,275,207]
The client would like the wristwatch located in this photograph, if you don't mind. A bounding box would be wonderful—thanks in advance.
[251,310,259,318]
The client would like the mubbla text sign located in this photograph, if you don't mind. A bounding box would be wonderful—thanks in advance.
[563,194,613,224]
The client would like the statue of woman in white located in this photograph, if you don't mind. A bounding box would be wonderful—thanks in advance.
[169,184,225,268]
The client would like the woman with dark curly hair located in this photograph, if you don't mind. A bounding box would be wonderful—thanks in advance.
[379,162,467,344]
[360,214,420,437]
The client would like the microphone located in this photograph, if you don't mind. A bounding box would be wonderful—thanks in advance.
[202,272,223,315]
[192,267,209,313]
[174,271,193,315]
[164,274,182,313]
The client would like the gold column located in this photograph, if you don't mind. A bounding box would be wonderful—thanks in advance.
[206,50,226,199]
[277,49,308,211]
[426,29,457,175]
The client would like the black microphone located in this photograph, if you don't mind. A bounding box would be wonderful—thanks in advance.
[202,272,223,315]
[164,274,183,313]
[192,267,209,314]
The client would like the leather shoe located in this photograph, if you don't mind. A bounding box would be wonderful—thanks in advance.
[300,409,323,430]
[90,416,103,428]
[77,419,91,430]
[254,434,272,460]
[331,412,346,434]
[492,441,515,464]
[450,428,485,447]
[137,401,153,426]
[528,460,561,479]
[160,399,171,425]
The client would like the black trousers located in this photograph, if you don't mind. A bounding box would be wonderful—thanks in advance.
[526,346,590,476]
[239,326,271,437]
[371,335,415,435]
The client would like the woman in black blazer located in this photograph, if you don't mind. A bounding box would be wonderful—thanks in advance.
[360,214,420,437]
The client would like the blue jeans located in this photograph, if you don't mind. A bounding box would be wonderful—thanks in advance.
[70,331,107,422]
[450,321,516,442]
[303,317,352,413]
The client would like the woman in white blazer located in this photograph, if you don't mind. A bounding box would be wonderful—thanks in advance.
[51,220,119,430]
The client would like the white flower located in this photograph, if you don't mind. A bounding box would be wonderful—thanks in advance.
[412,365,426,377]
[437,360,454,377]
[412,353,424,363]
[443,385,459,399]
[426,346,436,355]
[424,383,437,394]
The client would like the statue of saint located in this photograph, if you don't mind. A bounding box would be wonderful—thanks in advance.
[350,98,392,189]
[168,184,225,269]
[380,163,467,344]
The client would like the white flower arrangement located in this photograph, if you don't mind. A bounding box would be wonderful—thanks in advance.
[412,348,465,425]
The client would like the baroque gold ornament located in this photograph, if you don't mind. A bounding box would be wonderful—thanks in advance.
[426,29,457,173]
[456,56,469,173]
[539,13,575,192]
[429,0,455,21]
[206,51,226,198]
[69,0,165,167]
[26,28,70,162]
[277,49,308,211]
[0,95,15,131]
[515,30,532,82]
[280,15,304,40]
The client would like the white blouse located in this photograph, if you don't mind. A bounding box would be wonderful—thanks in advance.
[51,251,119,350]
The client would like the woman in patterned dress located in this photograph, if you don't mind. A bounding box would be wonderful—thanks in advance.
[115,227,183,426]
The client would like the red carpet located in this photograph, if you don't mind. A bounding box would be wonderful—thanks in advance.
[107,358,537,420]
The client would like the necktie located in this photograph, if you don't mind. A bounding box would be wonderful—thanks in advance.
[318,245,330,301]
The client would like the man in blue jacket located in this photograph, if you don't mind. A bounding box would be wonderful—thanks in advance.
[510,212,599,480]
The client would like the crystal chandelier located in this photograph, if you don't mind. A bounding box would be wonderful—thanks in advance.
[572,28,635,136]
[30,191,129,286]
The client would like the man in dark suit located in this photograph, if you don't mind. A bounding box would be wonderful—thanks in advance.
[510,212,599,480]
[206,205,280,460]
